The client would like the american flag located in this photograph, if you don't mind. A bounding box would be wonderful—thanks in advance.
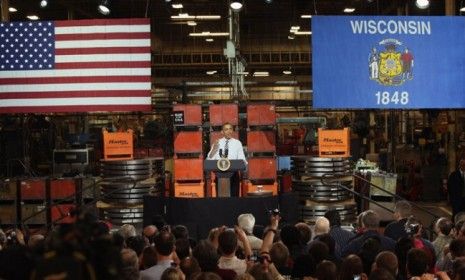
[0,18,151,113]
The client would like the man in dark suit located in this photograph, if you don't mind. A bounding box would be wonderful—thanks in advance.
[448,159,465,220]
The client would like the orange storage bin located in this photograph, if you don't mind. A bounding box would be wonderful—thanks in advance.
[174,182,204,198]
[173,104,202,126]
[174,131,203,153]
[103,130,134,161]
[20,179,45,200]
[247,131,276,153]
[51,204,76,224]
[248,158,277,180]
[209,104,239,126]
[50,179,76,200]
[174,158,204,181]
[247,104,276,126]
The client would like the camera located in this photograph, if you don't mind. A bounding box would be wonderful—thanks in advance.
[268,209,280,216]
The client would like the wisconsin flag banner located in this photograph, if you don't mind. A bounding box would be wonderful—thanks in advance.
[0,18,152,113]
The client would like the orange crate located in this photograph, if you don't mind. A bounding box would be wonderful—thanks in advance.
[209,131,239,146]
[247,105,276,126]
[51,204,76,224]
[174,158,204,181]
[102,130,134,161]
[174,131,203,153]
[0,205,17,224]
[20,179,45,200]
[248,158,277,180]
[174,182,204,198]
[0,180,17,200]
[50,179,76,199]
[173,104,202,126]
[318,128,350,158]
[209,104,238,126]
[247,131,276,153]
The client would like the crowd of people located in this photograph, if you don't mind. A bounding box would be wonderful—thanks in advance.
[0,201,464,280]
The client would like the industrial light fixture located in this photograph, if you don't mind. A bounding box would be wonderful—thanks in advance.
[40,0,48,8]
[206,70,217,75]
[165,0,172,2]
[288,35,295,40]
[172,3,183,9]
[461,6,465,12]
[253,71,269,77]
[98,0,110,15]
[230,0,243,11]
[8,7,17,12]
[189,31,229,37]
[301,14,312,18]
[415,0,430,9]
[343,7,355,13]
[27,15,39,20]
[171,13,221,20]
[187,21,197,26]
[265,0,272,3]
[205,38,214,42]
[283,70,292,75]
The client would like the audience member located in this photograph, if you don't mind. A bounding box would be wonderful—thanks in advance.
[433,217,454,260]
[140,230,176,280]
[238,213,263,251]
[384,200,412,241]
[324,209,355,258]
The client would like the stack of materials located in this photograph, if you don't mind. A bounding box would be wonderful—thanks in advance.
[99,157,164,225]
[291,156,357,224]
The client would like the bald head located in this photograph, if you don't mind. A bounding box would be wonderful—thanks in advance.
[314,217,330,236]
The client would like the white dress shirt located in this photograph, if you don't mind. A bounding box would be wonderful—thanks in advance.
[207,137,247,164]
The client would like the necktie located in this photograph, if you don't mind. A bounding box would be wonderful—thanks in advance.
[224,139,229,151]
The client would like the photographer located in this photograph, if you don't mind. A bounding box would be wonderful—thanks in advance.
[217,226,252,275]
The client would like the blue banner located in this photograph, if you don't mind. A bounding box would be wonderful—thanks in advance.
[312,16,465,109]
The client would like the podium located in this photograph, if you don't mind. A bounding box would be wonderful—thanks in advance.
[204,160,246,197]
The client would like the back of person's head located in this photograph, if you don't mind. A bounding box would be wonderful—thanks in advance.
[141,246,157,270]
[161,267,185,280]
[176,238,192,260]
[269,241,289,268]
[192,240,219,272]
[279,225,301,248]
[308,240,329,265]
[339,254,364,280]
[172,225,189,240]
[369,268,395,280]
[238,213,256,235]
[314,233,336,255]
[449,239,465,258]
[362,210,379,229]
[154,231,176,256]
[126,235,146,256]
[315,260,337,280]
[374,251,398,277]
[248,263,274,280]
[291,254,316,278]
[406,248,429,277]
[453,257,465,280]
[395,237,414,279]
[394,201,412,219]
[456,220,465,237]
[118,224,137,240]
[180,257,201,280]
[359,235,382,274]
[28,234,45,249]
[324,209,342,227]
[295,222,312,244]
[218,229,238,255]
[455,212,465,224]
[192,272,222,280]
[121,248,139,269]
[435,217,454,236]
[235,272,255,280]
[314,217,330,236]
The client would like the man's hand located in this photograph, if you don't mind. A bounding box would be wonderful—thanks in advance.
[208,140,220,159]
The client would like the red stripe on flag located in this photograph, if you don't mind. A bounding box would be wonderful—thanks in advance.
[55,18,150,27]
[0,104,152,114]
[55,47,150,55]
[56,32,150,41]
[55,61,151,69]
[0,76,151,85]
[0,90,150,99]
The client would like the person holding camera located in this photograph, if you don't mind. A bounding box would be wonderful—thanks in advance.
[216,226,252,275]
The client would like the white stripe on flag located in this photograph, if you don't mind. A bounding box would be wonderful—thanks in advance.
[55,39,150,49]
[0,97,152,107]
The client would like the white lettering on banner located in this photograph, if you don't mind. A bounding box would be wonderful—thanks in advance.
[375,91,409,105]
[351,20,431,35]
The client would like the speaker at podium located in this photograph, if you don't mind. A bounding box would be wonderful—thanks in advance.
[204,159,246,197]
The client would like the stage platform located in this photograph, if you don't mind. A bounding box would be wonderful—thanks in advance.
[143,192,299,240]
